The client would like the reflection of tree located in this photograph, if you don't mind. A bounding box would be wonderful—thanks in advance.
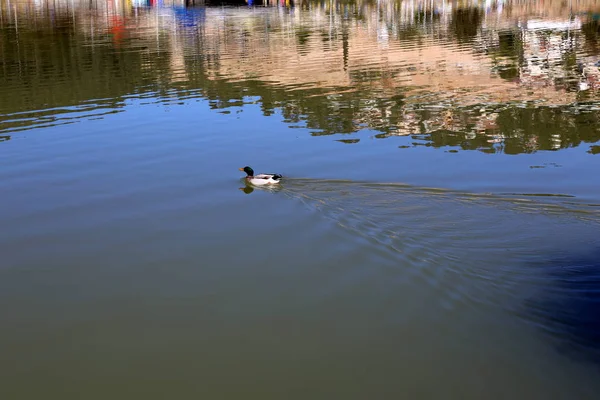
[410,105,600,154]
[0,23,166,115]
[490,31,523,81]
[296,25,312,47]
[496,107,600,154]
[581,20,600,55]
[450,7,483,43]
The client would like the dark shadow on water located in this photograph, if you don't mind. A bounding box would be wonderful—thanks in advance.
[524,250,600,367]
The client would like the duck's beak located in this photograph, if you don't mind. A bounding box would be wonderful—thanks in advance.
[238,167,244,171]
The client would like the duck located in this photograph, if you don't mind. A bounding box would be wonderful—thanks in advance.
[239,166,282,185]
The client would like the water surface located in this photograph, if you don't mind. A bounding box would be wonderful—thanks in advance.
[2,1,600,398]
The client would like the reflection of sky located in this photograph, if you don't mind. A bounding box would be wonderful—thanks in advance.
[172,6,206,27]
[130,0,207,27]
[4,93,600,201]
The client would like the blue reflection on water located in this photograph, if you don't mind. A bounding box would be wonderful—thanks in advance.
[173,5,206,28]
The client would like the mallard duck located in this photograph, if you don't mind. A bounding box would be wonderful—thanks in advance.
[239,166,282,185]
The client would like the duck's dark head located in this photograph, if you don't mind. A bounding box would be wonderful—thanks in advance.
[239,166,254,177]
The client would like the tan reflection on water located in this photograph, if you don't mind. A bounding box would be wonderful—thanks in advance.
[4,1,599,95]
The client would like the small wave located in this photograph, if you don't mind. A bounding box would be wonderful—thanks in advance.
[237,179,585,320]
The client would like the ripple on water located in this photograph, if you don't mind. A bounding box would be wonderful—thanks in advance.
[3,2,600,397]
[0,104,126,134]
[255,178,600,375]
[274,178,600,311]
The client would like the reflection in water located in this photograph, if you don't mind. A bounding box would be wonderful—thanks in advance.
[3,2,600,397]
[240,185,256,194]
[1,0,600,153]
[239,181,284,194]
[409,104,600,154]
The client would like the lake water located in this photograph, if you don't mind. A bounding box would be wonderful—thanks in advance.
[2,0,600,398]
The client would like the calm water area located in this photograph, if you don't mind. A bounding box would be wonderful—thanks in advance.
[2,0,600,398]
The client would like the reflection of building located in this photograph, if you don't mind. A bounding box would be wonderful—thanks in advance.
[517,18,581,90]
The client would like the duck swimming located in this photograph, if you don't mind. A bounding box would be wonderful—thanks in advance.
[239,166,282,185]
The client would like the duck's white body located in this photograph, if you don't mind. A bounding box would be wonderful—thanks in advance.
[240,166,282,185]
[247,174,282,185]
